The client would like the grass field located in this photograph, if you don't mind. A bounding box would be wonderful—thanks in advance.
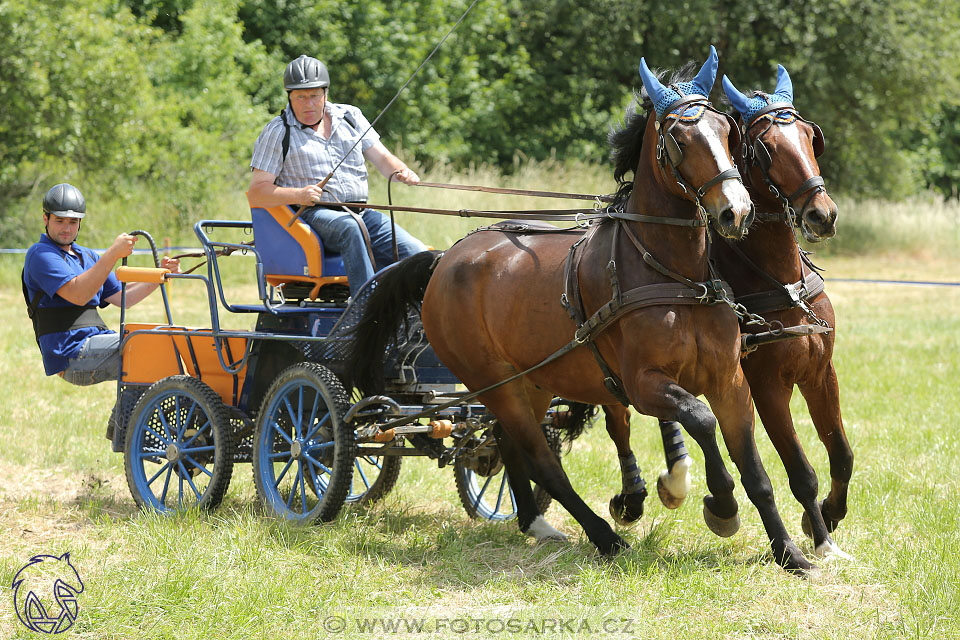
[0,170,958,639]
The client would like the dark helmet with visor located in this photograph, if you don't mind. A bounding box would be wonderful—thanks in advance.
[283,55,330,91]
[42,183,86,219]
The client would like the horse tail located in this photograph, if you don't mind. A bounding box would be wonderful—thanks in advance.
[344,250,442,396]
[553,401,598,444]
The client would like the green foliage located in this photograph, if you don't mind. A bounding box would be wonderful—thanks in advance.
[1,0,959,247]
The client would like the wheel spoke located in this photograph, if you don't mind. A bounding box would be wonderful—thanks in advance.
[146,461,172,486]
[286,463,303,509]
[138,449,166,461]
[493,473,508,515]
[472,475,494,512]
[181,421,212,448]
[304,411,331,441]
[178,399,198,441]
[355,460,371,490]
[274,457,295,488]
[182,454,214,478]
[159,465,174,504]
[179,445,215,455]
[283,397,300,439]
[270,419,294,445]
[302,452,332,476]
[178,461,203,500]
[144,424,172,447]
[299,462,308,513]
[304,390,321,438]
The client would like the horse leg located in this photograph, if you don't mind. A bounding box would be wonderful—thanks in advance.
[752,381,848,559]
[708,380,814,574]
[483,386,629,556]
[656,419,692,509]
[631,378,741,537]
[603,404,649,525]
[491,424,566,543]
[799,362,853,539]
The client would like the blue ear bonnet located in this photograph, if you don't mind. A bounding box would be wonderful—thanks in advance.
[730,92,794,123]
[722,64,796,124]
[653,82,709,119]
[639,46,719,120]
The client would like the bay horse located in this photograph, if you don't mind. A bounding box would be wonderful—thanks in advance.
[347,47,812,573]
[603,64,851,560]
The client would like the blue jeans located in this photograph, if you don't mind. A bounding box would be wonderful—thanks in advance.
[61,332,121,386]
[299,206,427,295]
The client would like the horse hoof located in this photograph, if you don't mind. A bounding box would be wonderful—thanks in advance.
[776,540,815,576]
[702,499,740,538]
[657,456,692,509]
[609,492,646,526]
[597,534,631,557]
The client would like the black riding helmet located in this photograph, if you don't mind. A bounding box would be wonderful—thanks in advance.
[283,55,330,91]
[42,183,86,219]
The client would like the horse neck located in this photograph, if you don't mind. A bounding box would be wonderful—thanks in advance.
[733,216,804,284]
[625,165,710,282]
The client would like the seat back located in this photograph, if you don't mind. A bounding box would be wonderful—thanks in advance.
[249,204,348,299]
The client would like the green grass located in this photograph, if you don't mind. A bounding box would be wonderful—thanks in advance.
[1,164,959,638]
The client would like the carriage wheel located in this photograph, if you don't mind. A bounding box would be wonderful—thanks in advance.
[123,376,234,513]
[348,451,402,504]
[453,424,560,521]
[252,363,355,523]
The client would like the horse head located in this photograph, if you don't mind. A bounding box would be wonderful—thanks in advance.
[638,46,754,240]
[723,65,838,241]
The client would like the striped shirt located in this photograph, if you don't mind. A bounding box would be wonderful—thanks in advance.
[250,102,380,203]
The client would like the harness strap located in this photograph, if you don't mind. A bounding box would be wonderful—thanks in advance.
[560,228,632,406]
[733,270,825,316]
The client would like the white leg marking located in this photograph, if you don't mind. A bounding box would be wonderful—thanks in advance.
[526,515,567,542]
[814,539,853,561]
[659,455,692,500]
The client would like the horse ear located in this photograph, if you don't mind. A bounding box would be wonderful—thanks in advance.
[774,64,794,103]
[691,45,719,96]
[59,552,71,562]
[638,57,668,106]
[722,75,752,117]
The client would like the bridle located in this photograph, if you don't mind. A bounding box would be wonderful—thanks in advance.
[649,93,745,227]
[738,100,826,228]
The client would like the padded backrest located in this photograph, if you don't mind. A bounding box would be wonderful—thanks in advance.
[250,205,346,278]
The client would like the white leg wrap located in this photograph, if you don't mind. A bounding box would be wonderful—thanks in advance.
[814,539,853,561]
[659,455,692,500]
[526,515,567,542]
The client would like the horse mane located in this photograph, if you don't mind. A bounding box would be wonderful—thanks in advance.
[608,62,699,207]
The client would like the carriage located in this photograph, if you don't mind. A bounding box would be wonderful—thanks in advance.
[109,205,567,523]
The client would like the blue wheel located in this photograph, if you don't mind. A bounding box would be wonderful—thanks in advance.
[454,424,560,521]
[123,376,233,512]
[252,363,355,522]
[348,451,401,504]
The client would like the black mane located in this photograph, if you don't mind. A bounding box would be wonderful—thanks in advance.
[608,62,699,207]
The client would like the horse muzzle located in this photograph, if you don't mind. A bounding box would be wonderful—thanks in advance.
[800,200,838,242]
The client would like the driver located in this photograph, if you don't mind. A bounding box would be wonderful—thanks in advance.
[248,54,427,297]
[22,183,180,385]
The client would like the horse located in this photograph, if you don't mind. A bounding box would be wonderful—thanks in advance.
[346,47,813,573]
[602,64,851,560]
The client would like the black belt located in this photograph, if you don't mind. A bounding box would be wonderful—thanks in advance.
[33,306,107,337]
